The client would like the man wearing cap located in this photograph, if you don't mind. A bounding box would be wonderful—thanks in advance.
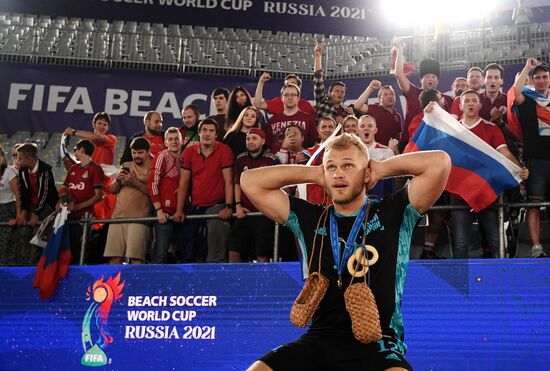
[513,58,550,257]
[393,39,452,150]
[228,128,279,263]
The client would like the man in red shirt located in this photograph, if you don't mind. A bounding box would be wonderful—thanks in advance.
[407,89,447,141]
[480,63,508,124]
[266,83,318,153]
[303,116,337,205]
[446,90,528,259]
[353,80,402,147]
[64,111,117,227]
[59,139,104,264]
[393,39,452,149]
[451,77,468,98]
[405,90,450,259]
[147,127,182,264]
[450,67,484,118]
[229,128,279,263]
[254,72,316,116]
[64,112,117,166]
[275,125,308,166]
[120,111,165,163]
[174,119,234,263]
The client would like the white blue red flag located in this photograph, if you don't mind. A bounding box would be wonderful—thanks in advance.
[404,105,522,212]
[33,206,72,300]
[507,86,550,141]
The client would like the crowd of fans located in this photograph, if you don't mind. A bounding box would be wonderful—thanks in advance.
[1,39,549,265]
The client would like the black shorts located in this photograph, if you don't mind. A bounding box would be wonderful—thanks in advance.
[228,215,274,258]
[259,334,412,371]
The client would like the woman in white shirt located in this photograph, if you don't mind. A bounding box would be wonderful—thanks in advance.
[0,145,21,265]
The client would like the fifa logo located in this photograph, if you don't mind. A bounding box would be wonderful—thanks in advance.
[81,273,124,367]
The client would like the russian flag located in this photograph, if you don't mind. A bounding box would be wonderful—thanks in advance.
[33,206,72,300]
[404,105,522,212]
[506,86,523,141]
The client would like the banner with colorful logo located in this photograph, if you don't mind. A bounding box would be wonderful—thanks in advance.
[1,262,550,370]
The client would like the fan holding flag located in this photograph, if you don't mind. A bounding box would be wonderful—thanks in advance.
[510,58,550,257]
[405,91,528,259]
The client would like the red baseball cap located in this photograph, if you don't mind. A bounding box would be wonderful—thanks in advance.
[247,128,266,139]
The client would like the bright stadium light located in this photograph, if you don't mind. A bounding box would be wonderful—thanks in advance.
[381,0,498,28]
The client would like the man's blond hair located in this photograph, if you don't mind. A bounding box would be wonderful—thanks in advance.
[324,133,370,162]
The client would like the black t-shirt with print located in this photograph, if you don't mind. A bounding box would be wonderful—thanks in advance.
[285,187,421,345]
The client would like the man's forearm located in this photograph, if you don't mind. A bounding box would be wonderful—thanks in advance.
[241,165,321,193]
[109,180,122,194]
[498,147,521,167]
[74,130,106,144]
[394,46,410,94]
[176,182,189,213]
[224,179,234,205]
[354,87,374,110]
[514,66,530,104]
[314,53,322,72]
[75,190,102,211]
[375,151,448,179]
[254,81,264,108]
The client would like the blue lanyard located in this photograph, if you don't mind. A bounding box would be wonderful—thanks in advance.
[329,198,369,287]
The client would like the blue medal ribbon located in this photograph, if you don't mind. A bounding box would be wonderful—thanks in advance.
[329,197,369,288]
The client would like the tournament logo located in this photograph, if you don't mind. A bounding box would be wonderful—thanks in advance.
[81,273,125,367]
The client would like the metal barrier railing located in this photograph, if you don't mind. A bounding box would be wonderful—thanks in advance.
[3,199,550,264]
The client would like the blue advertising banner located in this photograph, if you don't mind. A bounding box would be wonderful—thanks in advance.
[0,62,523,138]
[1,260,549,370]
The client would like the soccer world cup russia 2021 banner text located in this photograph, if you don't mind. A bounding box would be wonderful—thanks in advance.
[0,0,393,37]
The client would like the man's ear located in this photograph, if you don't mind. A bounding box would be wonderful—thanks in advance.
[364,165,372,182]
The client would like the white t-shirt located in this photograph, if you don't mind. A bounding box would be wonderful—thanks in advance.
[367,142,395,162]
[0,166,17,204]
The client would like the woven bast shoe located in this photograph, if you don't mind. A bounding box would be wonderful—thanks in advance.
[290,208,331,328]
[290,272,329,328]
[343,246,382,344]
[344,280,382,344]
